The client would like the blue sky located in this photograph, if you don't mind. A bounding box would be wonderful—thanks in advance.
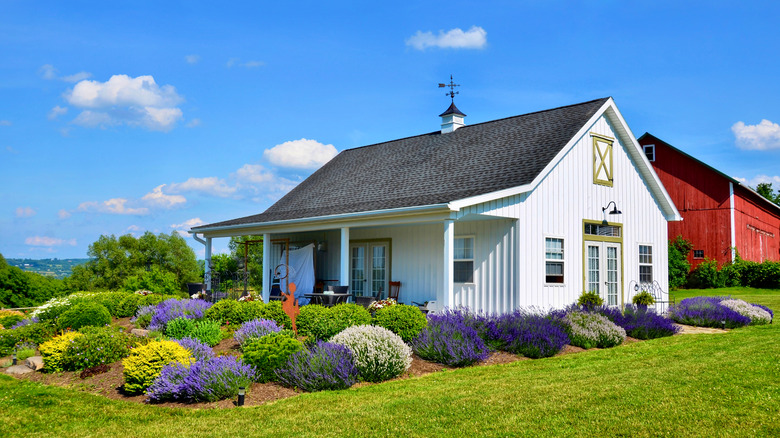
[2,1,779,259]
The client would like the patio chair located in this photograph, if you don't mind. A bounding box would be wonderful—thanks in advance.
[325,285,350,305]
[388,281,401,303]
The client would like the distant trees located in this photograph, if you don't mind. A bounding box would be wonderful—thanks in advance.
[67,232,200,293]
[0,253,69,308]
[668,236,694,289]
[755,182,780,206]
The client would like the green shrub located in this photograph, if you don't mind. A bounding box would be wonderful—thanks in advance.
[32,293,93,322]
[89,292,132,317]
[668,236,693,289]
[204,299,264,326]
[61,326,139,371]
[576,291,603,309]
[258,300,293,329]
[115,294,143,318]
[0,313,24,328]
[189,319,223,347]
[307,303,373,341]
[122,340,193,394]
[15,345,37,361]
[242,332,304,383]
[687,259,722,289]
[40,332,85,372]
[57,302,111,331]
[296,304,328,339]
[631,291,656,306]
[165,317,196,339]
[0,320,58,356]
[373,304,428,342]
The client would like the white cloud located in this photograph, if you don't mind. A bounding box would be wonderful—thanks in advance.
[48,105,68,120]
[25,236,77,246]
[58,209,71,219]
[234,164,276,183]
[61,71,92,83]
[732,119,780,150]
[15,207,36,218]
[40,64,58,80]
[185,54,200,64]
[141,184,187,208]
[171,217,205,237]
[168,177,237,197]
[243,60,264,68]
[406,26,487,50]
[0,120,11,126]
[227,58,264,68]
[737,174,780,188]
[77,198,149,215]
[64,74,184,131]
[6,146,18,154]
[186,118,201,128]
[263,138,338,169]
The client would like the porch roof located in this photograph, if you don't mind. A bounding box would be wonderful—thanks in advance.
[193,98,609,233]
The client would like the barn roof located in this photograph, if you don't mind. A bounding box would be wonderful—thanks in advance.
[194,97,610,230]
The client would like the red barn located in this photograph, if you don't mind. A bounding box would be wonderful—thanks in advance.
[638,133,780,267]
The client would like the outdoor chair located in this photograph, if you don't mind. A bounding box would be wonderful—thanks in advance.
[388,281,401,303]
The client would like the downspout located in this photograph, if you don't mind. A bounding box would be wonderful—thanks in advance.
[191,233,212,293]
[729,182,736,262]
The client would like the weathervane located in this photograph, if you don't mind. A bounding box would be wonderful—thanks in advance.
[438,75,460,103]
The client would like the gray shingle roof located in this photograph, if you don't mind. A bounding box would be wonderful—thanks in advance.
[195,97,609,229]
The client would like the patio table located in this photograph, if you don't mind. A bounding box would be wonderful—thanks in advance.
[304,293,351,307]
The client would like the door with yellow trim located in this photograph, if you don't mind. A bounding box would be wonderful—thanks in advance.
[586,241,621,306]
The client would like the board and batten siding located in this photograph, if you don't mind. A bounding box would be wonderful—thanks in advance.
[457,113,670,309]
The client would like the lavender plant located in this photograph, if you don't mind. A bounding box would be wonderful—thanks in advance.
[234,319,283,348]
[411,309,489,367]
[564,311,626,349]
[147,299,212,332]
[147,355,258,402]
[330,325,412,382]
[131,305,156,329]
[590,305,680,340]
[9,316,39,330]
[669,296,751,328]
[174,337,215,362]
[490,310,569,358]
[275,341,359,391]
[720,299,773,325]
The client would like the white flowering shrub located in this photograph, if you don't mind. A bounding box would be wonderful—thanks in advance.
[330,325,412,382]
[565,311,626,349]
[31,292,97,321]
[720,299,772,325]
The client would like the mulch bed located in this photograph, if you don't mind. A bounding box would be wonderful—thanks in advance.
[5,329,652,409]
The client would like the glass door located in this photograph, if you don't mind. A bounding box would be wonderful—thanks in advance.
[586,242,621,306]
[350,245,365,297]
[351,242,389,299]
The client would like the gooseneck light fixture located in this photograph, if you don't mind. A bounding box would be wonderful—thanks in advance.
[601,201,622,225]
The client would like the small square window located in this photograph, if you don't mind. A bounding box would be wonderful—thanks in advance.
[693,250,704,259]
[545,238,564,284]
[643,144,655,162]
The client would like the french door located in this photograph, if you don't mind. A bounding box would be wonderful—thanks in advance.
[586,241,621,306]
[350,242,389,299]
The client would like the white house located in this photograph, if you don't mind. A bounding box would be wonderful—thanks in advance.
[190,97,680,313]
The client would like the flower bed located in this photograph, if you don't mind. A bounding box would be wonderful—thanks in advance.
[669,296,751,328]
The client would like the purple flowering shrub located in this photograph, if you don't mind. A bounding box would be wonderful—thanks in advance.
[131,305,156,329]
[147,355,258,402]
[669,296,751,328]
[147,299,212,332]
[10,317,39,330]
[174,337,215,362]
[590,305,680,340]
[275,341,359,391]
[489,310,570,358]
[234,319,283,348]
[411,309,489,367]
[564,311,626,349]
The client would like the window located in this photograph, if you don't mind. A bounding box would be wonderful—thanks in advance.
[639,245,653,283]
[643,144,655,162]
[693,250,704,259]
[545,238,564,284]
[592,134,614,186]
[454,237,474,283]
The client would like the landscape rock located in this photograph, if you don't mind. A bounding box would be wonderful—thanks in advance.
[25,356,44,371]
[5,364,33,375]
[131,328,150,337]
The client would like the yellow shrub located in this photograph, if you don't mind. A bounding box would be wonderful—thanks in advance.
[122,340,193,394]
[0,310,24,318]
[40,332,84,372]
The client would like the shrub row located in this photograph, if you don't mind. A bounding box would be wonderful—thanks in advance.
[39,326,139,372]
[688,258,780,290]
[669,296,772,328]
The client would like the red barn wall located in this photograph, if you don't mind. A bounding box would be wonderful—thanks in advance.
[641,134,780,267]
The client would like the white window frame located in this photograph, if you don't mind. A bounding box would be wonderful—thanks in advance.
[643,144,655,162]
[544,236,565,286]
[454,235,475,284]
[638,244,653,284]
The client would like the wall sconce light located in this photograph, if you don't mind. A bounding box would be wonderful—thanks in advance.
[317,241,327,252]
[237,386,245,406]
[602,201,622,225]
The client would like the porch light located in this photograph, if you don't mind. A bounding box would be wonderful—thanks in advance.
[601,201,622,225]
[238,386,245,406]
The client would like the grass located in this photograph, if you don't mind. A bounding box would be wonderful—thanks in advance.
[0,289,778,437]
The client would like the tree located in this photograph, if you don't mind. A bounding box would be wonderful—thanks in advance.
[755,182,780,205]
[0,252,68,308]
[69,232,200,292]
[668,236,694,289]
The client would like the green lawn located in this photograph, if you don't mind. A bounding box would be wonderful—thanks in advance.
[1,289,778,437]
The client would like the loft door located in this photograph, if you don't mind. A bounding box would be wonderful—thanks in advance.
[350,242,389,299]
[586,242,621,306]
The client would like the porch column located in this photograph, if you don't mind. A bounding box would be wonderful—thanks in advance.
[204,237,212,293]
[262,233,271,302]
[340,227,350,287]
[442,219,454,309]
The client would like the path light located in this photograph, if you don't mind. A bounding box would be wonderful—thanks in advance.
[238,386,245,406]
[12,352,16,366]
[721,320,726,330]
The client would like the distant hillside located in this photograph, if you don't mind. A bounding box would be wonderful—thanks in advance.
[7,258,91,279]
